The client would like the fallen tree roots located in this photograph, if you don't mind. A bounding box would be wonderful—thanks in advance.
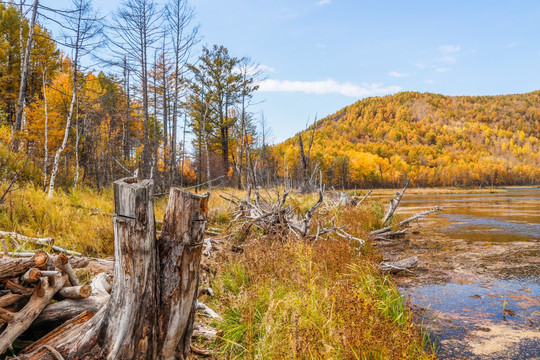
[221,187,364,246]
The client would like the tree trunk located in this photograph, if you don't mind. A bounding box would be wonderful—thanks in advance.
[156,187,208,358]
[12,0,38,151]
[18,178,209,359]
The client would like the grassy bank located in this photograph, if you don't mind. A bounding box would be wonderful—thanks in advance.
[0,184,435,359]
[201,190,435,359]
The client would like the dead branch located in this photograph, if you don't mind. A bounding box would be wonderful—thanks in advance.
[370,207,442,237]
[382,180,409,225]
[0,231,81,256]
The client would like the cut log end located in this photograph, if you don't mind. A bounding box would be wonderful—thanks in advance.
[33,252,49,267]
[21,268,41,284]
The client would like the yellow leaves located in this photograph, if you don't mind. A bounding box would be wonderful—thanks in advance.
[272,91,540,187]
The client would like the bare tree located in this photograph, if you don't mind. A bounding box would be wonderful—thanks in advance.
[234,58,261,189]
[166,0,198,184]
[107,0,162,179]
[41,67,49,191]
[48,0,102,197]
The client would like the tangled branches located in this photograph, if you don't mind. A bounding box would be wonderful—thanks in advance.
[220,188,365,246]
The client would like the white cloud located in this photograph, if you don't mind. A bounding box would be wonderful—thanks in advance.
[316,0,331,5]
[316,42,327,49]
[388,71,409,77]
[438,45,460,54]
[233,64,275,77]
[425,79,435,84]
[256,64,276,73]
[508,42,522,48]
[258,78,401,98]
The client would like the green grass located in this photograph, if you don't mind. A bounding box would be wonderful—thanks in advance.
[206,237,435,359]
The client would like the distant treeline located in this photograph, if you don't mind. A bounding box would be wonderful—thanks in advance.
[274,91,540,188]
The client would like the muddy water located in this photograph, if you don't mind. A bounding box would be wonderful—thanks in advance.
[383,189,540,359]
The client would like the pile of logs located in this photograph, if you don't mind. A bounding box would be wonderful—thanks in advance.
[0,251,112,356]
[0,177,210,359]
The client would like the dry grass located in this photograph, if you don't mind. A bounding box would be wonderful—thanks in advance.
[201,190,435,360]
[0,184,436,359]
[205,236,435,359]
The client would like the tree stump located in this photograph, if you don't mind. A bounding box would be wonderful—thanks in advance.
[18,178,209,359]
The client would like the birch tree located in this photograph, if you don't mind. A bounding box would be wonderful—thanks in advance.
[48,0,101,197]
[11,0,38,151]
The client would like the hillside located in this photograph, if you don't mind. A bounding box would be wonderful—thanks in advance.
[274,91,540,188]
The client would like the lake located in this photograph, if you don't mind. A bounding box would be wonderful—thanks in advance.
[383,188,540,359]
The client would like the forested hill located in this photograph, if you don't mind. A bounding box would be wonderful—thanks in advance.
[275,91,540,188]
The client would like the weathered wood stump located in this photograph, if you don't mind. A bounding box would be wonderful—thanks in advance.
[17,178,209,359]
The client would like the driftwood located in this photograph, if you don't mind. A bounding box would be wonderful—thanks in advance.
[379,256,418,274]
[382,180,409,225]
[370,208,442,237]
[17,177,209,360]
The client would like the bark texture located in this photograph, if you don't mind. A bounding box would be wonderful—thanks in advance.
[17,178,209,360]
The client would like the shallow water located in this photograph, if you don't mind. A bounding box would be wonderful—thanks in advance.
[388,189,540,359]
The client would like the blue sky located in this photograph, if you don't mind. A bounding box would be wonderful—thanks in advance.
[44,0,540,142]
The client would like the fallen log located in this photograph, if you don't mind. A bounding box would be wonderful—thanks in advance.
[0,231,81,257]
[0,252,48,281]
[20,268,41,284]
[379,256,419,274]
[192,322,221,340]
[55,254,79,286]
[5,280,34,296]
[0,232,54,247]
[0,294,25,308]
[370,208,442,237]
[0,274,68,355]
[22,311,94,356]
[33,273,111,327]
[55,285,91,300]
[195,300,222,320]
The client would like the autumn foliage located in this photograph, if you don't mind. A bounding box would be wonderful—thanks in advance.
[274,91,540,188]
